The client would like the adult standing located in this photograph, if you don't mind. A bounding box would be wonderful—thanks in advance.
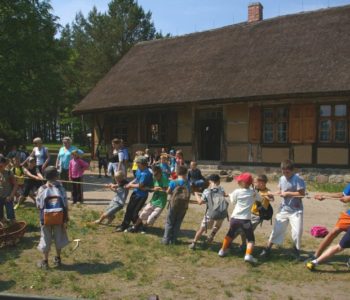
[108,138,127,177]
[23,137,50,172]
[55,137,77,188]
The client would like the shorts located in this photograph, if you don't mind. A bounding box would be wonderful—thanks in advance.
[105,201,124,217]
[139,203,164,225]
[200,214,224,230]
[23,180,42,197]
[335,212,350,231]
[339,227,350,249]
[98,158,108,169]
[226,218,255,243]
[37,224,69,253]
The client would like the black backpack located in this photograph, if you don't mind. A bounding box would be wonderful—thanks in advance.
[257,202,273,222]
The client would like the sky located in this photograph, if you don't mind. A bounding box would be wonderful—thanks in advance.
[51,0,350,36]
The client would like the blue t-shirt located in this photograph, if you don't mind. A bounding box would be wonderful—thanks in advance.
[169,178,190,193]
[134,167,153,198]
[278,174,306,212]
[58,145,77,170]
[343,184,350,215]
[159,163,171,176]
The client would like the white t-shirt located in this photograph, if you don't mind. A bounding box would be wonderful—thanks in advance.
[33,147,48,166]
[229,188,261,220]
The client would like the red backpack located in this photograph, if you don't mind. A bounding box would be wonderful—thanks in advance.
[310,226,329,238]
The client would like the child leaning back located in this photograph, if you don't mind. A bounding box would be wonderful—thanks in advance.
[94,171,129,225]
[218,173,261,263]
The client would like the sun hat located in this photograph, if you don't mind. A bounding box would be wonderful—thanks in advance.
[135,156,148,164]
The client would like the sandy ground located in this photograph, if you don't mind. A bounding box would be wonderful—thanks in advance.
[80,171,346,241]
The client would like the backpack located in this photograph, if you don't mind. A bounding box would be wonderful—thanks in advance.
[310,226,329,238]
[169,180,190,214]
[41,185,66,225]
[206,188,229,220]
[257,202,273,221]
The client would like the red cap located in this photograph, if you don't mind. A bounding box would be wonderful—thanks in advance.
[235,172,253,185]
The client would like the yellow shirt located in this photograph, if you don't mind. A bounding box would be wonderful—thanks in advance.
[13,166,25,185]
[251,187,271,216]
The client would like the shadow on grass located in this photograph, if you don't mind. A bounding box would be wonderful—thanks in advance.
[0,236,37,264]
[145,226,196,239]
[0,280,16,292]
[60,261,124,275]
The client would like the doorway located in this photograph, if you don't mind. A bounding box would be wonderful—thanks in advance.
[198,110,222,161]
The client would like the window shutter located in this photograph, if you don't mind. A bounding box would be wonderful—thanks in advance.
[289,105,302,143]
[302,104,316,143]
[249,107,261,143]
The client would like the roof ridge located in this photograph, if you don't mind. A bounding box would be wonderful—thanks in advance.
[135,4,350,47]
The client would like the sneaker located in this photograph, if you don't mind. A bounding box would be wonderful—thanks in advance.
[115,225,127,232]
[127,226,138,233]
[161,239,170,245]
[304,254,316,263]
[37,260,49,270]
[53,256,61,267]
[306,261,316,271]
[189,242,196,250]
[244,254,258,264]
[93,219,101,225]
[259,248,271,258]
[218,248,229,257]
[14,203,20,210]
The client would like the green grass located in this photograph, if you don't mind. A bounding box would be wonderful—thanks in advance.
[1,202,350,299]
[307,182,346,193]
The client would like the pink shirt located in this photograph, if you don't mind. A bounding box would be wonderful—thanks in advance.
[69,158,89,179]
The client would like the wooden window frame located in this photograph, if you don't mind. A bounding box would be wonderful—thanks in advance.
[318,104,348,144]
[262,106,289,144]
[146,112,167,144]
[113,115,128,142]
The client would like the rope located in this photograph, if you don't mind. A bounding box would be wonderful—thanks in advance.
[14,175,108,187]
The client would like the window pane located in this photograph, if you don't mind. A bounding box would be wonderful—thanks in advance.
[277,122,287,142]
[320,105,331,117]
[319,120,331,142]
[335,120,346,142]
[335,104,347,117]
[151,124,159,143]
[263,109,273,119]
[263,123,273,143]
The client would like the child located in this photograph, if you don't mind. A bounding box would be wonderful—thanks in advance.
[69,149,89,204]
[187,161,206,191]
[0,155,18,224]
[129,165,169,233]
[94,171,129,224]
[96,142,108,178]
[14,157,43,209]
[162,165,190,245]
[175,150,185,167]
[132,151,144,178]
[218,173,261,263]
[115,156,153,232]
[189,174,228,250]
[159,154,171,177]
[169,149,176,173]
[11,155,25,202]
[36,166,69,269]
[235,174,274,249]
[260,160,306,259]
[305,187,350,270]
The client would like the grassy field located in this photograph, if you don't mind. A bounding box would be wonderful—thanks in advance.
[1,198,349,300]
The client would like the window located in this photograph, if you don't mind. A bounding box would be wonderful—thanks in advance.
[146,113,166,144]
[262,107,288,143]
[113,116,128,142]
[319,104,347,143]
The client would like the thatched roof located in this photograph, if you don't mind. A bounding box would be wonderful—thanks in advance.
[74,5,350,114]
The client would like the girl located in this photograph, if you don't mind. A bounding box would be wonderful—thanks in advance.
[68,150,89,204]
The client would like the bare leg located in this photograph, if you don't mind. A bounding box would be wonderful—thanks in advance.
[193,227,206,243]
[315,227,343,257]
[315,244,343,264]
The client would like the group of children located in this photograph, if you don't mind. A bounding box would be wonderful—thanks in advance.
[2,137,350,271]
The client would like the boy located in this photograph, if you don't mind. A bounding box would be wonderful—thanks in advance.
[187,161,206,192]
[305,186,350,270]
[115,156,153,232]
[218,173,261,263]
[94,171,129,224]
[129,165,169,233]
[260,160,306,259]
[0,155,18,224]
[14,157,43,209]
[235,174,274,249]
[162,165,190,245]
[159,154,171,177]
[36,166,69,269]
[189,174,228,250]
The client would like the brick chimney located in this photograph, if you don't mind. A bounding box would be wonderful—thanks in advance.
[248,2,263,23]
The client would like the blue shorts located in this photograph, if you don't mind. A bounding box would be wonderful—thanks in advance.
[339,228,350,249]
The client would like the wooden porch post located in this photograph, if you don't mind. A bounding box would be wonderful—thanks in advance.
[191,104,197,161]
